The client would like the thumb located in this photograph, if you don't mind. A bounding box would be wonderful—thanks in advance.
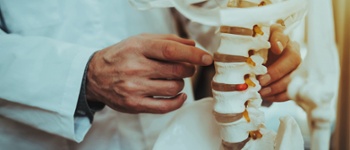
[269,24,289,55]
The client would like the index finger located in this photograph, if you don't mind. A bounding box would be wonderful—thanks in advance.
[139,33,196,46]
[143,39,213,66]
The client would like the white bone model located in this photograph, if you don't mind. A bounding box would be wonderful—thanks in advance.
[211,1,296,149]
[129,0,338,149]
[176,0,306,149]
[287,0,340,149]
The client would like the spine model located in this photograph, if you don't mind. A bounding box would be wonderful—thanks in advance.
[211,1,276,149]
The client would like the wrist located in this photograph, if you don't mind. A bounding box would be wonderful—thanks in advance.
[85,50,101,103]
[74,51,105,123]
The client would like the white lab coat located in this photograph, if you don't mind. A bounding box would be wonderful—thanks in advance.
[0,1,194,150]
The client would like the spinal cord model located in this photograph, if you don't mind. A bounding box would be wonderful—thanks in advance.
[130,0,339,149]
[211,0,305,149]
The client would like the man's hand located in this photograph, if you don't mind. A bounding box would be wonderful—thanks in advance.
[86,34,213,114]
[259,24,301,102]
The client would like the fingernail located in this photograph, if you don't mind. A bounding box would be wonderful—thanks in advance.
[182,93,187,100]
[277,41,284,53]
[259,74,271,86]
[202,54,213,65]
[260,87,271,96]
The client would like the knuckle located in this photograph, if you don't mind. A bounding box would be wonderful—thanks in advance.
[120,81,138,94]
[171,64,195,78]
[171,64,183,78]
[124,98,138,108]
[124,68,139,76]
[272,68,285,80]
[125,37,144,50]
[162,44,177,59]
[182,65,195,77]
[124,40,139,50]
[171,64,179,75]
[167,87,179,96]
[167,81,184,95]
[121,63,145,76]
[187,65,196,76]
[112,85,123,96]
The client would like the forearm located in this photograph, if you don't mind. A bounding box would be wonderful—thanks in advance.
[0,31,97,142]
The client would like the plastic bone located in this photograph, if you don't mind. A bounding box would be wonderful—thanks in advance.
[210,1,307,149]
[287,0,340,150]
[129,0,308,149]
[152,99,304,150]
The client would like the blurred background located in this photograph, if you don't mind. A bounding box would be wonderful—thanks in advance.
[332,0,349,149]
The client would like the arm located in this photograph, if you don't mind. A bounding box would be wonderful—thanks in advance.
[0,32,213,142]
[0,29,97,142]
[85,34,213,113]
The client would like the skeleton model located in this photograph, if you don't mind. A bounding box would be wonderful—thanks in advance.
[288,0,340,149]
[129,0,338,149]
[211,0,301,149]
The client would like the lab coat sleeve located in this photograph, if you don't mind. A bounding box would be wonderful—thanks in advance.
[0,29,98,142]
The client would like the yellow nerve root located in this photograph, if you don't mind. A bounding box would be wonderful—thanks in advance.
[246,57,256,67]
[227,0,236,7]
[244,74,256,87]
[253,25,264,37]
[249,130,263,140]
[243,101,250,122]
[277,19,286,26]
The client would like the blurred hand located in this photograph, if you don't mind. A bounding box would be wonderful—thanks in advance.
[259,24,301,102]
[86,34,213,114]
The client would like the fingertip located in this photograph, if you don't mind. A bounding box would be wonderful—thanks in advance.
[182,93,187,101]
[259,74,271,86]
[158,93,187,113]
[171,93,187,107]
[201,54,213,66]
[259,87,271,97]
[170,93,187,109]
